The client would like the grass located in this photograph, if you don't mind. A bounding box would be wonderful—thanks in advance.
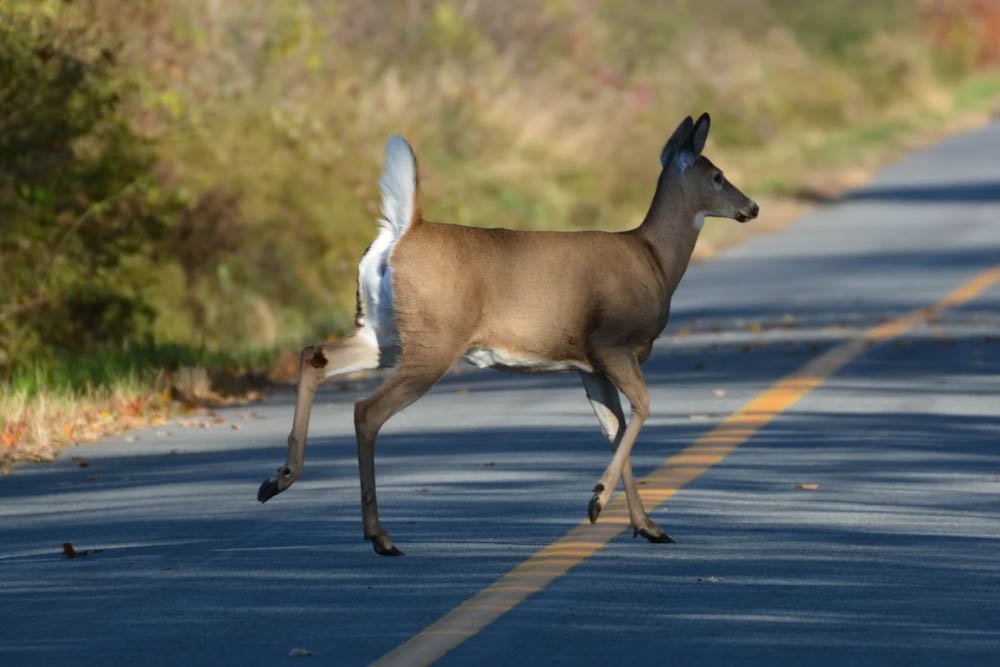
[744,71,1000,197]
[7,66,999,472]
[1,344,277,472]
[6,345,274,398]
[5,1,1000,471]
[1,377,166,472]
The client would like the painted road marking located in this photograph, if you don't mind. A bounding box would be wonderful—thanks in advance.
[373,264,1000,667]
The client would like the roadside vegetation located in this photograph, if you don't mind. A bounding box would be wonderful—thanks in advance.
[3,0,1000,469]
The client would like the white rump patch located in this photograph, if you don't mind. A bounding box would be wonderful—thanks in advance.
[356,228,398,351]
[464,347,593,373]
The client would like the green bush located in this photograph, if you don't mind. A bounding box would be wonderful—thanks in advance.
[0,6,176,371]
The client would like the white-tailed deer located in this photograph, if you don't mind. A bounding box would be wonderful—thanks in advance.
[258,113,758,556]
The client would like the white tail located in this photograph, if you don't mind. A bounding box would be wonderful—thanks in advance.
[377,135,418,238]
[259,113,760,556]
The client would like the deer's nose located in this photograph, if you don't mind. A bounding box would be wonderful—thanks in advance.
[749,202,760,218]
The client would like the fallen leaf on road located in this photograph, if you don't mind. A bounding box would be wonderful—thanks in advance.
[62,542,104,558]
[795,483,819,491]
[230,423,240,430]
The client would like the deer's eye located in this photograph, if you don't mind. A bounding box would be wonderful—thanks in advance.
[713,172,724,185]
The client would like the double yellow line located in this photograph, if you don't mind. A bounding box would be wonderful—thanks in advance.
[374,264,1000,667]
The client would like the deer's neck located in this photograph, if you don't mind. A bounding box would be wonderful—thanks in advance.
[635,171,702,293]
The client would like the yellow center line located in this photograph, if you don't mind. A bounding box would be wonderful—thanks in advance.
[373,264,1000,667]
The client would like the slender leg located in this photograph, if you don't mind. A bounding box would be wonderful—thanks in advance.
[586,350,650,525]
[354,359,453,556]
[258,332,381,502]
[580,371,673,543]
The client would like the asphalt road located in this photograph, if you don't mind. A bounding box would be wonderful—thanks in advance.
[3,120,1000,666]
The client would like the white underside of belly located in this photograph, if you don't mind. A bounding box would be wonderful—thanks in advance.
[464,347,593,373]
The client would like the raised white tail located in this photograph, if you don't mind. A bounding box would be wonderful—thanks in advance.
[377,135,419,238]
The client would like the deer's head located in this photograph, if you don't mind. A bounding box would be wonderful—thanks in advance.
[660,113,759,225]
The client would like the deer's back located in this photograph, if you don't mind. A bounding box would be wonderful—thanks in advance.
[389,221,669,370]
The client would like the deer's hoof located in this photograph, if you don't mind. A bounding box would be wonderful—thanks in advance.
[588,495,603,524]
[258,465,296,503]
[368,533,404,557]
[637,527,675,544]
[257,478,280,503]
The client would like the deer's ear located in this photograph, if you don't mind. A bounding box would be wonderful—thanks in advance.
[660,116,694,168]
[690,112,710,156]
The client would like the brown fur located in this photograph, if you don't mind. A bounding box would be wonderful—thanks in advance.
[391,223,670,370]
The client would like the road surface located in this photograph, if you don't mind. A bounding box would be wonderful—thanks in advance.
[2,120,1000,666]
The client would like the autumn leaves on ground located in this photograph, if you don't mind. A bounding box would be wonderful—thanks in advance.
[3,0,1000,471]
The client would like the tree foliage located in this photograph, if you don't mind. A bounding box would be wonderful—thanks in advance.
[0,6,174,370]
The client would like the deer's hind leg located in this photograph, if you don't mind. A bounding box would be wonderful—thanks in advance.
[354,355,456,556]
[258,332,382,503]
[580,371,673,543]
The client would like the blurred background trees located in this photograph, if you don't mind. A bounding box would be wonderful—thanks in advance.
[2,0,1000,379]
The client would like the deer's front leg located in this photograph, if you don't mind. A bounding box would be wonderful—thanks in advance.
[580,371,673,543]
[586,351,653,527]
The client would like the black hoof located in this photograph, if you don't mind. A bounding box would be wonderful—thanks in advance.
[257,478,280,503]
[638,528,675,544]
[368,536,404,557]
[588,495,602,524]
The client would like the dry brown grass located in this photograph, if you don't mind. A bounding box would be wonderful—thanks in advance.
[0,364,268,472]
[1,385,171,472]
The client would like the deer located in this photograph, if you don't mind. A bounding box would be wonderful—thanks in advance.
[258,113,759,556]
